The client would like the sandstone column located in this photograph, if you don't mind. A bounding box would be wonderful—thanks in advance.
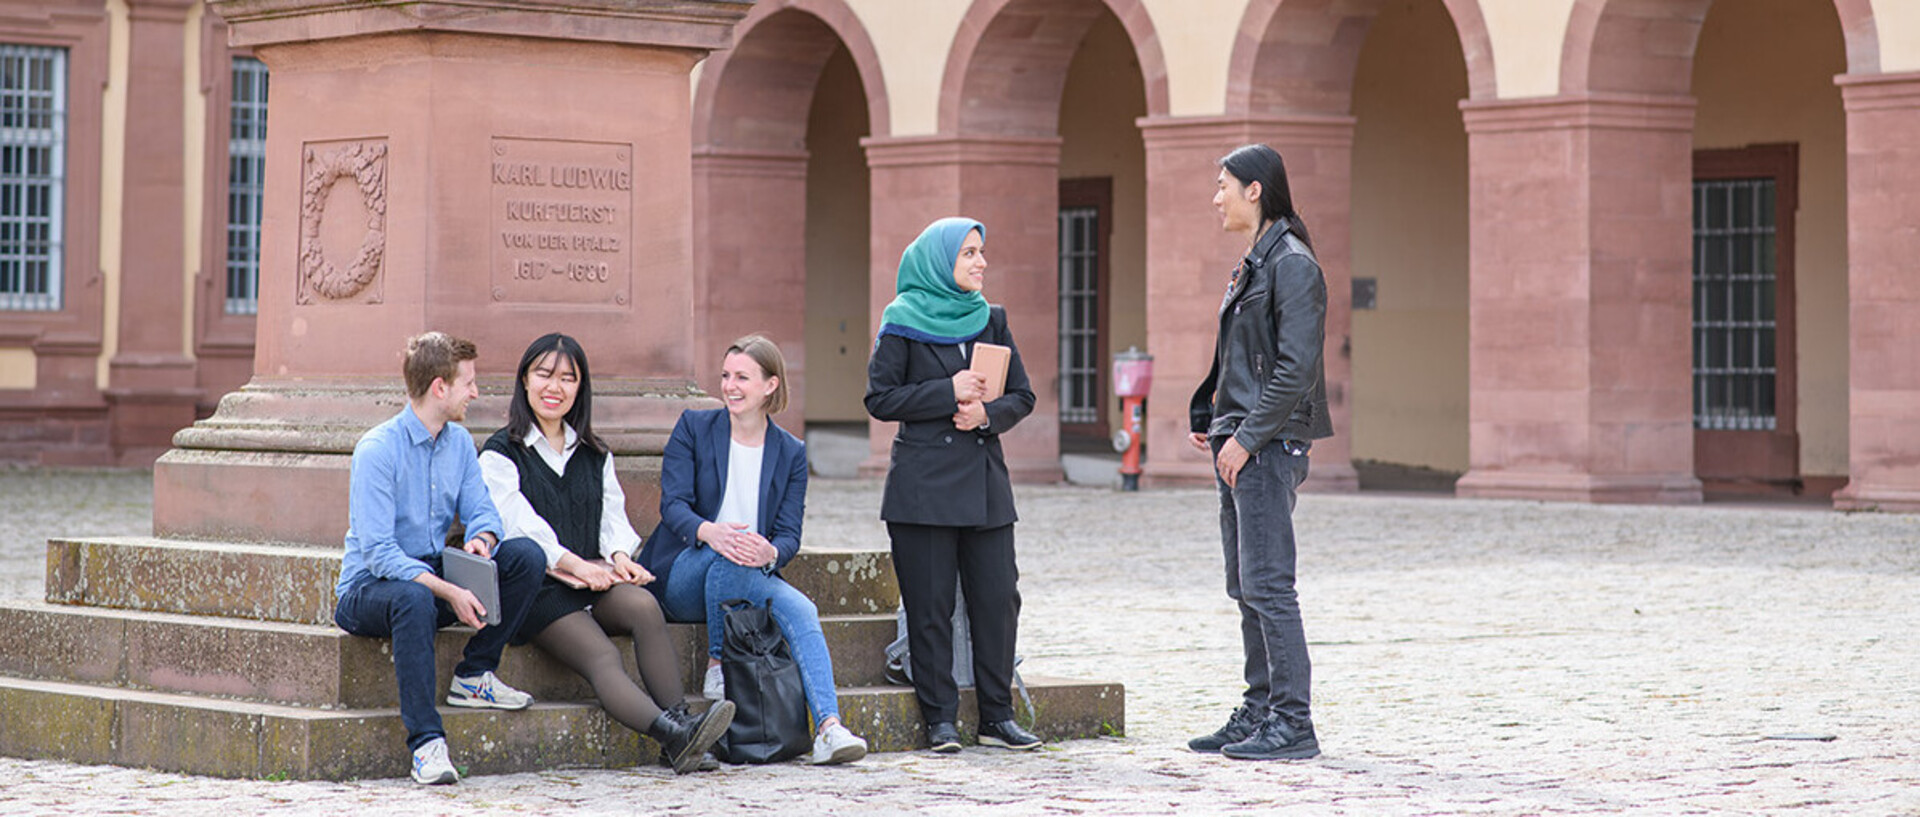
[105,0,202,464]
[1454,95,1702,504]
[691,147,811,429]
[157,0,749,544]
[1136,115,1357,491]
[858,135,1064,485]
[1834,72,1920,511]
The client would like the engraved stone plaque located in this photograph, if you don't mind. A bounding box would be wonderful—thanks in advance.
[490,138,634,306]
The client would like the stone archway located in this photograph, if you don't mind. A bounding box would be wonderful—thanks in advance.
[1560,0,1879,95]
[1225,0,1496,117]
[937,0,1169,136]
[858,0,1167,483]
[1134,0,1490,490]
[691,0,887,429]
[1544,0,1898,507]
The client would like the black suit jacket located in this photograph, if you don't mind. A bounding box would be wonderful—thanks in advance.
[865,305,1035,528]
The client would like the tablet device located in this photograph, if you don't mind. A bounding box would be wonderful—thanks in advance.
[441,547,502,626]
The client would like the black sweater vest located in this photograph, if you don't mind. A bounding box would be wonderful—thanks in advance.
[483,428,604,561]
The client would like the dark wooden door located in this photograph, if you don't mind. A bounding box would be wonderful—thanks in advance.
[1692,144,1799,492]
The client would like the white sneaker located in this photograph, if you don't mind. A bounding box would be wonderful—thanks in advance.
[447,671,533,710]
[410,737,459,785]
[811,723,868,766]
[703,664,725,700]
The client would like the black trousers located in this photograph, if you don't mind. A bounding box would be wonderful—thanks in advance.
[887,521,1020,724]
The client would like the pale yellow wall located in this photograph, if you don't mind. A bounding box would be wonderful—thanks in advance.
[1477,0,1573,99]
[840,0,967,136]
[96,0,129,388]
[840,0,1240,132]
[0,349,34,390]
[1058,12,1148,435]
[1873,0,1920,72]
[1349,0,1472,474]
[182,3,206,359]
[803,47,874,424]
[1692,0,1850,479]
[1139,0,1244,117]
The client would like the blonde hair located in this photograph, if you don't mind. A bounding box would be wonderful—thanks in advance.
[726,334,789,416]
[403,331,478,399]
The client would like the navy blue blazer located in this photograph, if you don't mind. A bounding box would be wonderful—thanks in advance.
[637,408,809,592]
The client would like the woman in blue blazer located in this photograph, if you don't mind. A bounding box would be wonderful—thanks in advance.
[865,217,1041,754]
[638,335,867,765]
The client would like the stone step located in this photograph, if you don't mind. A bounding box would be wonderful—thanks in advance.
[0,601,898,708]
[44,537,901,623]
[0,672,1125,780]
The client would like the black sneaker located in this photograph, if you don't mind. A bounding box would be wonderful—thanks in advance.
[1221,716,1319,760]
[977,719,1043,751]
[927,721,963,754]
[1188,704,1265,753]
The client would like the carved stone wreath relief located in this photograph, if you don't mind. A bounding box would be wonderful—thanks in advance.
[297,140,388,304]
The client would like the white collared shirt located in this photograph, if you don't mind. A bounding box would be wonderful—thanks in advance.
[478,423,642,569]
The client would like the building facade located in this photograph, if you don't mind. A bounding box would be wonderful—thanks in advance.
[4,0,1920,509]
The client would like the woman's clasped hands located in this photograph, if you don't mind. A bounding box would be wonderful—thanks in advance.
[951,369,989,430]
[555,551,653,592]
[697,521,779,568]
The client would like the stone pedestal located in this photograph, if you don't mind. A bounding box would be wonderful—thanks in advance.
[1454,95,1702,504]
[1135,116,1357,491]
[857,136,1065,485]
[1834,73,1920,511]
[3,3,1129,781]
[156,0,753,543]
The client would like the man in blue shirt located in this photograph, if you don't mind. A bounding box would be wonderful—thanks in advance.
[333,331,544,785]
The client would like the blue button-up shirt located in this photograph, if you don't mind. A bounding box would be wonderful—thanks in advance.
[336,405,504,598]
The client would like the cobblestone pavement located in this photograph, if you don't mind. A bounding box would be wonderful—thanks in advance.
[3,468,1919,815]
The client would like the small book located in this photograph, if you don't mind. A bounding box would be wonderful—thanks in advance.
[441,547,502,626]
[970,342,1011,402]
[546,558,627,590]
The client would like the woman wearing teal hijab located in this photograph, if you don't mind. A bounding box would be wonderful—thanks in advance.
[866,217,1041,754]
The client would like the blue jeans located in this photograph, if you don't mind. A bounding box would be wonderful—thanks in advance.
[333,537,544,751]
[661,544,840,726]
[1214,435,1314,729]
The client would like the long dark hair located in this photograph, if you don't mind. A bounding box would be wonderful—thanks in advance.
[1219,143,1313,251]
[506,332,608,453]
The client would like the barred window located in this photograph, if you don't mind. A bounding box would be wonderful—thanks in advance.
[1692,178,1777,431]
[1058,206,1100,425]
[225,56,268,315]
[0,45,65,312]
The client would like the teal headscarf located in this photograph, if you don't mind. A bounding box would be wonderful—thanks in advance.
[877,217,990,344]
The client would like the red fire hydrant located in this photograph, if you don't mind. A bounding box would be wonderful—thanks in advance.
[1111,347,1153,491]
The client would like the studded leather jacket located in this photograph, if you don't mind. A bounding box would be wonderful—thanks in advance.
[1189,220,1333,453]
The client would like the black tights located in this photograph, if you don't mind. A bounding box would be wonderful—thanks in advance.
[531,583,685,733]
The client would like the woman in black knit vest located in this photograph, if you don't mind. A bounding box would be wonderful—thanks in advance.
[479,333,732,774]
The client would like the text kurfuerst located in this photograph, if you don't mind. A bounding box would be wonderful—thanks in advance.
[504,200,618,224]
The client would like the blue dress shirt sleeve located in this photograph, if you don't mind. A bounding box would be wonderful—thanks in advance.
[347,433,430,583]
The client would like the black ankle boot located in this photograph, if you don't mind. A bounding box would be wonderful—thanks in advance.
[649,700,734,774]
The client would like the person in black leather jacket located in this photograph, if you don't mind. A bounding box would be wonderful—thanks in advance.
[1185,144,1332,761]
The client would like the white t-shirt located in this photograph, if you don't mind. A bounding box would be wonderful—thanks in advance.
[713,437,765,533]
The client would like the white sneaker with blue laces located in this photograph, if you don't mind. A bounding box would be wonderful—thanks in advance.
[447,671,533,710]
[411,737,459,785]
